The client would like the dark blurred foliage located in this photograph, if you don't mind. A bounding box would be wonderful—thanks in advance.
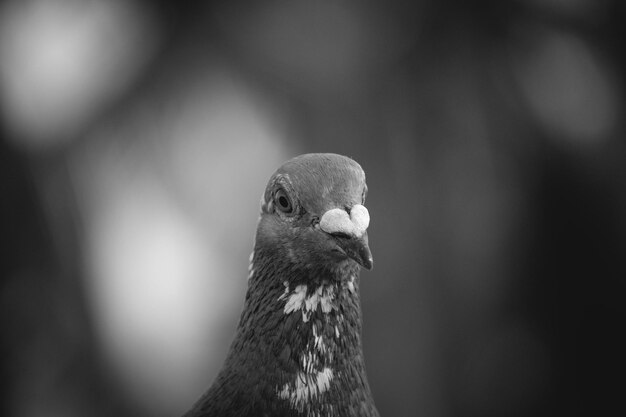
[1,0,625,416]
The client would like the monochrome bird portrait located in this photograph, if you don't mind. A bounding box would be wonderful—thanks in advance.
[184,153,379,417]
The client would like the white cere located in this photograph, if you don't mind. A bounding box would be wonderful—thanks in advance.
[319,204,369,239]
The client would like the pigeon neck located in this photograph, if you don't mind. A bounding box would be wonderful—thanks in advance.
[222,249,378,416]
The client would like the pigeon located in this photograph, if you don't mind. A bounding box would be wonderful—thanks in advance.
[184,153,379,417]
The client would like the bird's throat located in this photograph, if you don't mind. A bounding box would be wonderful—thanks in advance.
[222,255,376,415]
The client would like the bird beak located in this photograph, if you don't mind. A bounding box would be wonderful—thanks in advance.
[338,232,373,270]
[319,205,373,270]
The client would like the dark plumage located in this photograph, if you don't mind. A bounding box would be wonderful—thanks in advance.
[184,153,379,417]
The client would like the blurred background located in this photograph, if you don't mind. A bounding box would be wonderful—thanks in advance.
[1,0,625,416]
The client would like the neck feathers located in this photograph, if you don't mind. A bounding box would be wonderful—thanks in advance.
[189,249,378,417]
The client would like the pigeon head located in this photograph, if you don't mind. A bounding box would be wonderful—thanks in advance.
[184,153,379,417]
[256,153,373,277]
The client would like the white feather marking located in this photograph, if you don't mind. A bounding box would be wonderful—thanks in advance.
[281,284,336,320]
[284,285,307,314]
[278,281,290,301]
[314,329,325,353]
[247,251,255,280]
[277,368,334,410]
[347,275,356,294]
[304,291,319,312]
[277,284,342,411]
[319,287,335,314]
[312,324,320,347]
[301,349,319,374]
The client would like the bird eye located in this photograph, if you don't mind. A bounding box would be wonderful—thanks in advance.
[274,189,293,214]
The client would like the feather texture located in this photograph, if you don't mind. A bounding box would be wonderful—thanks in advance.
[184,153,378,417]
